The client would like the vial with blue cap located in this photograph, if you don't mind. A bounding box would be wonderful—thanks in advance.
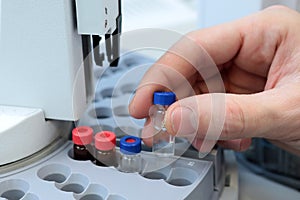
[151,91,176,156]
[119,135,142,173]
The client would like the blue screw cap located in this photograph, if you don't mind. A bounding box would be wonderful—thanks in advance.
[120,136,141,155]
[153,92,176,106]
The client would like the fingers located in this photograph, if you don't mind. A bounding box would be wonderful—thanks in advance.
[164,90,278,141]
[191,139,252,152]
[217,139,252,152]
[129,63,197,119]
[141,118,251,152]
[129,21,243,119]
[130,6,300,155]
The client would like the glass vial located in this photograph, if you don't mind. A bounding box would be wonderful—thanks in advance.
[72,126,94,161]
[94,131,118,167]
[119,136,142,173]
[151,91,176,156]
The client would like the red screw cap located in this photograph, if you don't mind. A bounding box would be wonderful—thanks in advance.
[72,126,93,145]
[95,131,116,151]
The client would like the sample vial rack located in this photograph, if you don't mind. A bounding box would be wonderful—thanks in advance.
[0,140,216,200]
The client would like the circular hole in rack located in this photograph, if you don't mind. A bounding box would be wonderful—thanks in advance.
[143,172,167,180]
[44,174,67,184]
[100,88,115,98]
[95,107,112,119]
[80,194,104,200]
[120,83,136,94]
[167,167,198,187]
[123,58,137,68]
[1,190,25,200]
[58,174,89,194]
[78,184,108,200]
[37,164,71,183]
[168,179,192,187]
[0,179,30,200]
[61,184,85,194]
[113,106,129,117]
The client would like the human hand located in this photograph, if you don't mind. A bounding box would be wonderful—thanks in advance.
[129,6,300,156]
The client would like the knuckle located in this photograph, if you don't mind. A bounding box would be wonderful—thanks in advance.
[252,46,272,66]
[223,98,246,139]
[197,110,210,138]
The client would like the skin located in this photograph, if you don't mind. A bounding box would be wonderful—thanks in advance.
[129,6,300,156]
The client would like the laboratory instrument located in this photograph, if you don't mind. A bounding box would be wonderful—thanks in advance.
[0,1,240,200]
[0,51,238,199]
[0,0,121,165]
[1,0,299,199]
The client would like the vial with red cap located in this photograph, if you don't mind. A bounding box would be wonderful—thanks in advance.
[72,126,94,161]
[151,91,176,156]
[119,135,142,173]
[94,131,118,167]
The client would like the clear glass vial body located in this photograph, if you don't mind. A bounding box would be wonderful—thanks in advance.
[119,153,142,173]
[95,149,118,167]
[152,104,175,156]
[118,136,142,173]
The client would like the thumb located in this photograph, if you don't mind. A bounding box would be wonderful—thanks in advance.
[165,92,276,141]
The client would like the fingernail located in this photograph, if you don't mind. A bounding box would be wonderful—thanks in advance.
[198,152,209,159]
[192,139,214,158]
[171,106,198,136]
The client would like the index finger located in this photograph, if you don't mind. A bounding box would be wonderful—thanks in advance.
[129,21,243,119]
